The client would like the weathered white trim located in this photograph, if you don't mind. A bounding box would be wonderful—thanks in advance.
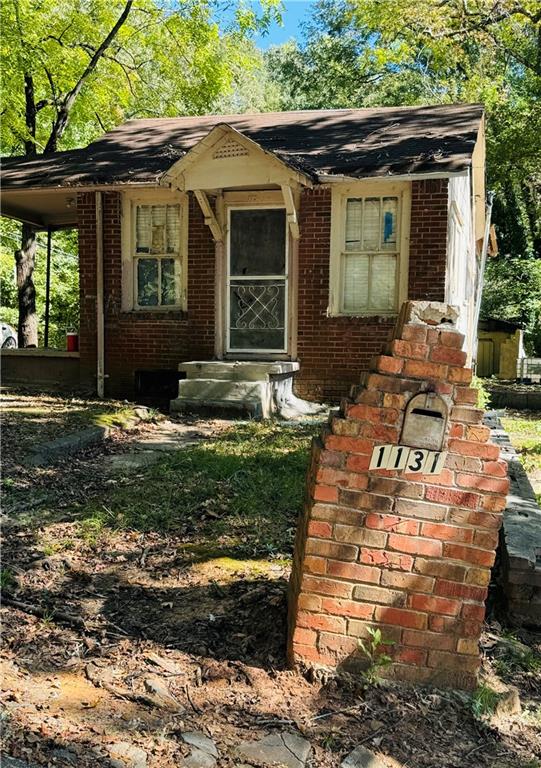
[281,184,300,240]
[194,190,223,242]
[96,191,105,398]
[318,170,469,184]
[120,188,188,312]
[1,182,165,197]
[446,170,476,360]
[161,123,313,192]
[328,179,411,318]
[214,192,225,359]
[288,187,300,360]
[471,115,486,243]
[223,190,284,205]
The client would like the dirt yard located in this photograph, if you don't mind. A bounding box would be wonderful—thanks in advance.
[1,389,540,768]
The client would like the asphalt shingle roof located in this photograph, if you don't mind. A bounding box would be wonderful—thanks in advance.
[1,104,483,190]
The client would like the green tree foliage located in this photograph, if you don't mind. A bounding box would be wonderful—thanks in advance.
[1,220,79,348]
[267,0,541,351]
[1,0,281,154]
[1,0,280,345]
[482,256,541,354]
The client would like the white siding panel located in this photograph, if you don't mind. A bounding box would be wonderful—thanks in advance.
[447,172,476,358]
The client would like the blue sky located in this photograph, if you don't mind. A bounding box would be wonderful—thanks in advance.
[254,0,316,48]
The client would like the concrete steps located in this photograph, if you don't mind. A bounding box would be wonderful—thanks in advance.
[170,361,301,419]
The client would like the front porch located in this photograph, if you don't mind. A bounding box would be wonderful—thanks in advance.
[1,348,81,390]
[170,360,326,419]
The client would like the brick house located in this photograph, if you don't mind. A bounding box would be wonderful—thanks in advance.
[1,104,486,406]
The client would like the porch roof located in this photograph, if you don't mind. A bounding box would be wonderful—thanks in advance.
[2,103,483,193]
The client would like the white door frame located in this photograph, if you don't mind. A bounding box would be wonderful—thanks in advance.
[225,203,289,356]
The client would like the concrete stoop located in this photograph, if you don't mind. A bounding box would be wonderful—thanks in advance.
[486,412,541,627]
[170,361,327,419]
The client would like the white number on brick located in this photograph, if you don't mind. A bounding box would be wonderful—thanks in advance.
[406,448,428,473]
[388,445,409,470]
[369,444,393,470]
[369,445,447,475]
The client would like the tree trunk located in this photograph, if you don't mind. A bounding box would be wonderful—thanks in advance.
[24,74,37,155]
[16,75,39,346]
[15,223,39,347]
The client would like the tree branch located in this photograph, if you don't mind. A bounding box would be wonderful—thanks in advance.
[95,111,107,132]
[43,0,134,153]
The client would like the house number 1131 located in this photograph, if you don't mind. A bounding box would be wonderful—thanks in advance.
[369,444,447,475]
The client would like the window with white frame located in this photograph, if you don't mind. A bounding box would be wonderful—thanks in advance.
[330,185,409,316]
[134,203,182,308]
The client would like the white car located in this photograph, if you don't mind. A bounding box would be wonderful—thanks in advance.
[1,322,17,348]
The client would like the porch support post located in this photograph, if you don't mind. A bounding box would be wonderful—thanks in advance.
[96,191,105,398]
[44,227,52,348]
[214,193,225,359]
[194,190,223,243]
[285,185,300,361]
[281,184,300,241]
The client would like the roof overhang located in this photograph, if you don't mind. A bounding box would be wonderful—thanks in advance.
[0,182,157,229]
[0,188,80,229]
[317,168,471,185]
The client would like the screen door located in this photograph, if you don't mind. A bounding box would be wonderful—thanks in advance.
[227,208,288,353]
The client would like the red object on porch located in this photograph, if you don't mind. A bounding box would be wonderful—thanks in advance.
[66,332,79,352]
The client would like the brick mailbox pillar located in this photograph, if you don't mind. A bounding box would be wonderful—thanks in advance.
[288,301,509,689]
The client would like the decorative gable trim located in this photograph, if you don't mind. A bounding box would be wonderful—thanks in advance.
[213,139,249,159]
[160,123,313,192]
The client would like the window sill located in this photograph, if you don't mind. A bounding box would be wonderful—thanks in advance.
[327,311,398,321]
[121,309,188,320]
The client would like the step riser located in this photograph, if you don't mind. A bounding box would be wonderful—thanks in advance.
[178,361,299,382]
[171,379,274,419]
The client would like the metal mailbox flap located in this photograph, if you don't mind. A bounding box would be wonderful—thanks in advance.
[401,392,448,451]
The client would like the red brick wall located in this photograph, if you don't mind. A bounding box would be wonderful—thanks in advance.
[185,193,216,358]
[295,180,449,402]
[78,191,215,397]
[408,179,449,301]
[78,191,98,386]
[288,305,508,689]
[78,180,448,399]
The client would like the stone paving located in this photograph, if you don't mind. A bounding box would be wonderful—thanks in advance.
[235,732,311,768]
[1,728,388,768]
[486,411,541,626]
[104,419,226,472]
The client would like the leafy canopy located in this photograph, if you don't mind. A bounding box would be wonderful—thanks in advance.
[1,0,281,346]
[266,0,541,351]
[1,0,281,155]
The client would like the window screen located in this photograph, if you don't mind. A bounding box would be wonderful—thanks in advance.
[341,195,399,314]
[230,209,286,276]
[134,204,181,308]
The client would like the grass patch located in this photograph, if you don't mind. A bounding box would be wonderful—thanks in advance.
[94,407,138,429]
[78,515,109,546]
[0,567,16,591]
[1,390,139,463]
[40,537,76,556]
[73,421,317,558]
[471,684,501,718]
[472,376,491,409]
[501,412,541,501]
[493,633,541,678]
